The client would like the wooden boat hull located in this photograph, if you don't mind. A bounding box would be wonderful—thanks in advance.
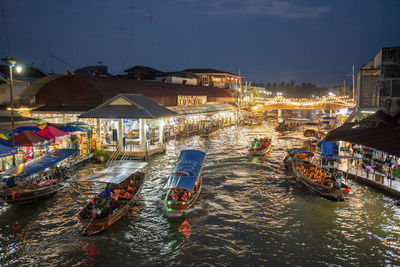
[165,175,202,216]
[79,193,141,235]
[78,172,145,235]
[249,144,272,156]
[0,179,70,204]
[200,127,220,138]
[290,160,349,201]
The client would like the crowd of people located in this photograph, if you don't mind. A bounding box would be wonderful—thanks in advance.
[297,165,330,184]
[251,137,271,150]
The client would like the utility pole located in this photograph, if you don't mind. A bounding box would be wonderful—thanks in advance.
[352,65,355,104]
[343,80,346,96]
[0,0,14,56]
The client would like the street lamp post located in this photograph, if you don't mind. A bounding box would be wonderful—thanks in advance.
[2,58,22,149]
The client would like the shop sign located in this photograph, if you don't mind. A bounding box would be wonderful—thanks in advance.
[177,95,207,107]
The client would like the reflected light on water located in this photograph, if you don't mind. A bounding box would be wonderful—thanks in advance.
[0,125,399,266]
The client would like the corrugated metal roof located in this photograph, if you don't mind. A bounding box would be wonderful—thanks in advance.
[169,104,237,116]
[79,94,177,119]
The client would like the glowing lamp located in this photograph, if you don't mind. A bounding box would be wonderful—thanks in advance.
[15,65,22,73]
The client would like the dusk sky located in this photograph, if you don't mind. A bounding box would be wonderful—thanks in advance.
[1,0,399,87]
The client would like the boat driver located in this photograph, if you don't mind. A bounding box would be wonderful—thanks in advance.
[102,183,116,200]
[98,183,117,211]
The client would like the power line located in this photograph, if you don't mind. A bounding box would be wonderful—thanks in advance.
[0,0,14,56]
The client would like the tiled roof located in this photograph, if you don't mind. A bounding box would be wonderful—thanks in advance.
[79,94,177,119]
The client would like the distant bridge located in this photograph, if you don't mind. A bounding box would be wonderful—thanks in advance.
[249,96,354,112]
[252,103,352,112]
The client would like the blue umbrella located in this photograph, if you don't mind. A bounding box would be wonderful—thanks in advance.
[12,126,40,135]
[59,125,85,133]
[0,138,15,147]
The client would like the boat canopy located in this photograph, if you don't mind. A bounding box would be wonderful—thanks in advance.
[315,152,362,160]
[163,149,205,190]
[287,148,315,154]
[284,118,310,122]
[0,149,79,180]
[78,162,148,184]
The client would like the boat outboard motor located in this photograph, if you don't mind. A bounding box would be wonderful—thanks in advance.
[332,171,343,189]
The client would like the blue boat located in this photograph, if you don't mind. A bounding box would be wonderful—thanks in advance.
[163,149,206,214]
[0,149,79,204]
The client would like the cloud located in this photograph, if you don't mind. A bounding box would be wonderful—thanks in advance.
[177,0,331,19]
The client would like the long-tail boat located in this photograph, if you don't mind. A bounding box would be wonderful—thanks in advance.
[286,149,351,201]
[163,150,205,216]
[0,149,79,204]
[249,137,272,156]
[77,161,147,235]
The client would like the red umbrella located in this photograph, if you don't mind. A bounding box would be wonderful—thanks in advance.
[36,126,70,140]
[12,130,51,146]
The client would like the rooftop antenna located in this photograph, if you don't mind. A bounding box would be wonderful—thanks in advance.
[0,0,14,56]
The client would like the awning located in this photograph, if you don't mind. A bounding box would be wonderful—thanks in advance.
[163,150,205,190]
[0,144,17,158]
[169,104,237,116]
[0,149,79,179]
[326,110,400,157]
[78,162,148,184]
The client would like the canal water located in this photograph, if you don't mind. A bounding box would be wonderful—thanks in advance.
[1,125,400,266]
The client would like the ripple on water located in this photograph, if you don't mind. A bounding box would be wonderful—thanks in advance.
[1,125,400,266]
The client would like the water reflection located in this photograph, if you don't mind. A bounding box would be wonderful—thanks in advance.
[0,125,399,266]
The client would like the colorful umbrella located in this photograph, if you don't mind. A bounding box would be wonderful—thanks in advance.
[0,138,14,147]
[0,133,10,140]
[12,126,40,135]
[59,125,85,133]
[36,122,56,130]
[11,130,50,146]
[36,126,70,140]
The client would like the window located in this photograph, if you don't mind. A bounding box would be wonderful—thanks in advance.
[391,80,400,97]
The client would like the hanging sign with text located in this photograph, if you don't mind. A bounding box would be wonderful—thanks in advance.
[177,95,207,107]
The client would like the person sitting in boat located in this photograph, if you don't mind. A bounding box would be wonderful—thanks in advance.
[102,183,117,200]
[252,138,260,149]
